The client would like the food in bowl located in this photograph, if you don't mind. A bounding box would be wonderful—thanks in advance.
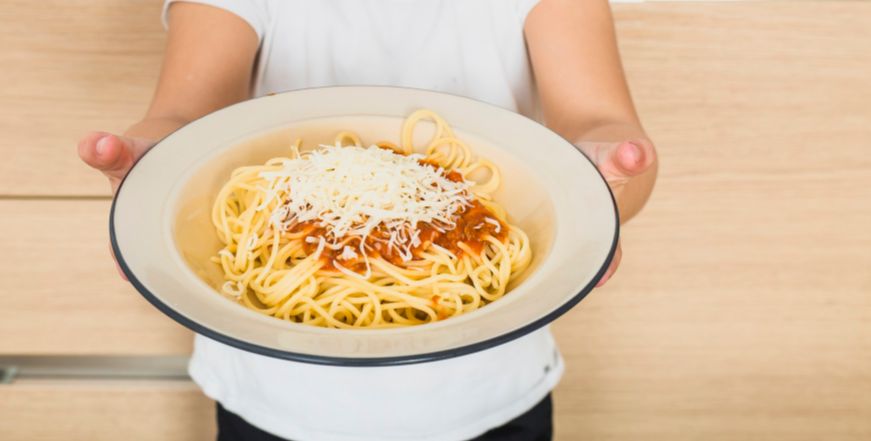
[211,110,532,328]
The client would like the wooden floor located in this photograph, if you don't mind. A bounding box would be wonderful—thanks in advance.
[2,1,870,440]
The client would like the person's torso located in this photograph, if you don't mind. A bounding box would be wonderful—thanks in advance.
[188,1,563,440]
[253,0,539,117]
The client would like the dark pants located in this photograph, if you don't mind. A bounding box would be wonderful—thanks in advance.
[217,394,553,441]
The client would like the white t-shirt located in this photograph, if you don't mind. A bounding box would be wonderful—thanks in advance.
[162,1,563,440]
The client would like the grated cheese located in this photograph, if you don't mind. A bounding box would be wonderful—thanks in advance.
[484,217,502,233]
[259,144,473,263]
[221,280,244,298]
[338,246,358,261]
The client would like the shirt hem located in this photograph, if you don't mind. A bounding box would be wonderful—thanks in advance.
[189,351,564,441]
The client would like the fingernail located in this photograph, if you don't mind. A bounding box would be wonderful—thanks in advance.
[625,142,641,165]
[95,136,109,156]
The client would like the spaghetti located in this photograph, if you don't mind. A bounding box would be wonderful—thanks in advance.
[211,110,532,328]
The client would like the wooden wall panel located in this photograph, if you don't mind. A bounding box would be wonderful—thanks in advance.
[0,0,164,196]
[0,200,192,354]
[550,2,871,440]
[0,1,869,440]
[0,380,215,441]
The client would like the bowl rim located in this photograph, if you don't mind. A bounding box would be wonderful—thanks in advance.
[109,85,619,366]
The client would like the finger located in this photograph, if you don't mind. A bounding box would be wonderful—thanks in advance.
[114,257,129,282]
[574,140,655,187]
[109,243,129,282]
[77,131,112,169]
[596,241,622,288]
[77,132,137,181]
[611,140,655,178]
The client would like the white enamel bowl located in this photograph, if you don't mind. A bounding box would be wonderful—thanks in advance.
[111,86,618,366]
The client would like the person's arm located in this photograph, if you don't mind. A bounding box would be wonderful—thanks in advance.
[525,0,658,285]
[78,2,259,191]
[525,0,657,223]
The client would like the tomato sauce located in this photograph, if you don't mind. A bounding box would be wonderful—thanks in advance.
[285,155,506,269]
[289,200,508,272]
[293,201,506,269]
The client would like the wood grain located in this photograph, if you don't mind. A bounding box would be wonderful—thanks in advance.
[550,2,871,440]
[0,200,193,355]
[1,1,870,441]
[0,380,215,441]
[0,0,165,196]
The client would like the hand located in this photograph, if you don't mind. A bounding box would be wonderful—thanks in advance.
[575,139,657,287]
[78,132,157,279]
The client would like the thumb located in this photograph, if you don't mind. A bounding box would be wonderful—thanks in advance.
[611,140,654,178]
[576,139,655,186]
[78,132,155,190]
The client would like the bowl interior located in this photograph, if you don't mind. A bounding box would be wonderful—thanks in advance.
[171,115,556,313]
